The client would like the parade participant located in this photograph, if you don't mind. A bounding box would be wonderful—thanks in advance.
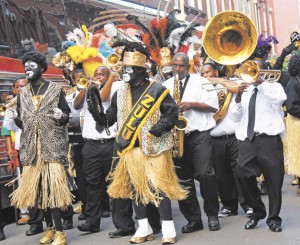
[6,51,72,245]
[153,48,174,84]
[189,52,203,74]
[285,52,300,196]
[164,53,220,233]
[95,42,187,244]
[3,77,30,225]
[65,67,87,221]
[73,65,119,233]
[201,63,253,217]
[230,71,286,232]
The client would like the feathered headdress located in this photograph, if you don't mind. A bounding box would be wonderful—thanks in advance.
[257,34,279,47]
[65,25,102,76]
[251,34,279,60]
[126,9,200,65]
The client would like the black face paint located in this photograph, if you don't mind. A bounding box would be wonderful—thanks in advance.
[25,60,43,82]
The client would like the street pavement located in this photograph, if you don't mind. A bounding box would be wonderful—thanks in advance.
[2,175,300,245]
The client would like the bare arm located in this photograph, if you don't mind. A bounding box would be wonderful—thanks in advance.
[73,89,86,110]
[180,102,217,113]
[100,72,116,102]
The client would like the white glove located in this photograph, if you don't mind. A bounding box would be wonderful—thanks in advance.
[5,108,18,120]
[53,108,63,119]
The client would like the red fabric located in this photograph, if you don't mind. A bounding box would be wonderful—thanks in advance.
[177,45,189,54]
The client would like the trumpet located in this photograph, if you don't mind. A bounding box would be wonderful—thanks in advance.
[76,76,101,89]
[107,53,120,67]
[0,97,17,115]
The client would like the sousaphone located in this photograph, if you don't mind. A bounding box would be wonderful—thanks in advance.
[202,11,258,123]
[202,11,257,66]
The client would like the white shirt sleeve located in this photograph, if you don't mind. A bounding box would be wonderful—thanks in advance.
[229,99,243,123]
[257,82,287,107]
[3,117,18,131]
[200,83,219,110]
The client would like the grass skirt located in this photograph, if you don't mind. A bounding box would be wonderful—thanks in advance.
[9,139,73,210]
[286,114,300,176]
[107,148,188,207]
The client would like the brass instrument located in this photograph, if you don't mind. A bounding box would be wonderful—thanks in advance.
[203,61,282,92]
[202,11,258,123]
[240,60,281,83]
[76,76,90,89]
[107,53,120,67]
[0,97,17,115]
[202,11,257,66]
[172,74,189,158]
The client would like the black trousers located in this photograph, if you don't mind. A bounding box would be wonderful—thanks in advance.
[82,139,114,227]
[211,135,248,212]
[174,130,219,221]
[0,210,5,228]
[73,144,87,207]
[28,206,73,226]
[111,198,161,231]
[237,135,284,226]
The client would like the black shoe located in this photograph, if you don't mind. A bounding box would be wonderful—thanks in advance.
[78,214,86,221]
[245,217,261,230]
[269,223,282,232]
[182,221,204,233]
[108,228,136,238]
[77,222,100,233]
[101,209,110,218]
[26,223,43,236]
[208,216,220,231]
[62,219,73,230]
[218,208,238,218]
[0,227,5,241]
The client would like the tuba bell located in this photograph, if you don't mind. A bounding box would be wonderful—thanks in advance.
[202,11,258,124]
[202,11,257,67]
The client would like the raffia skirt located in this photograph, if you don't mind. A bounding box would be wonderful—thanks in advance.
[107,147,188,207]
[9,139,73,210]
[286,114,300,176]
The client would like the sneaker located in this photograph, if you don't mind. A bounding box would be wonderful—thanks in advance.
[246,208,253,217]
[18,215,29,225]
[218,208,237,218]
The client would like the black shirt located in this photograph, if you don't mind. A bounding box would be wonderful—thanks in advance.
[106,80,178,132]
[286,76,300,118]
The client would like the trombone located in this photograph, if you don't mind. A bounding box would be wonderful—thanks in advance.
[202,60,282,91]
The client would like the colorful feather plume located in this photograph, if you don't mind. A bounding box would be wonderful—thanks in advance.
[257,34,279,47]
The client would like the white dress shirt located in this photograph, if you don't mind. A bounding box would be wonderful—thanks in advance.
[229,82,286,140]
[210,91,238,137]
[3,117,21,150]
[77,81,123,140]
[164,74,219,133]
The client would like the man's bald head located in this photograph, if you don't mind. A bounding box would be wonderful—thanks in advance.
[173,53,189,67]
[94,66,110,86]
